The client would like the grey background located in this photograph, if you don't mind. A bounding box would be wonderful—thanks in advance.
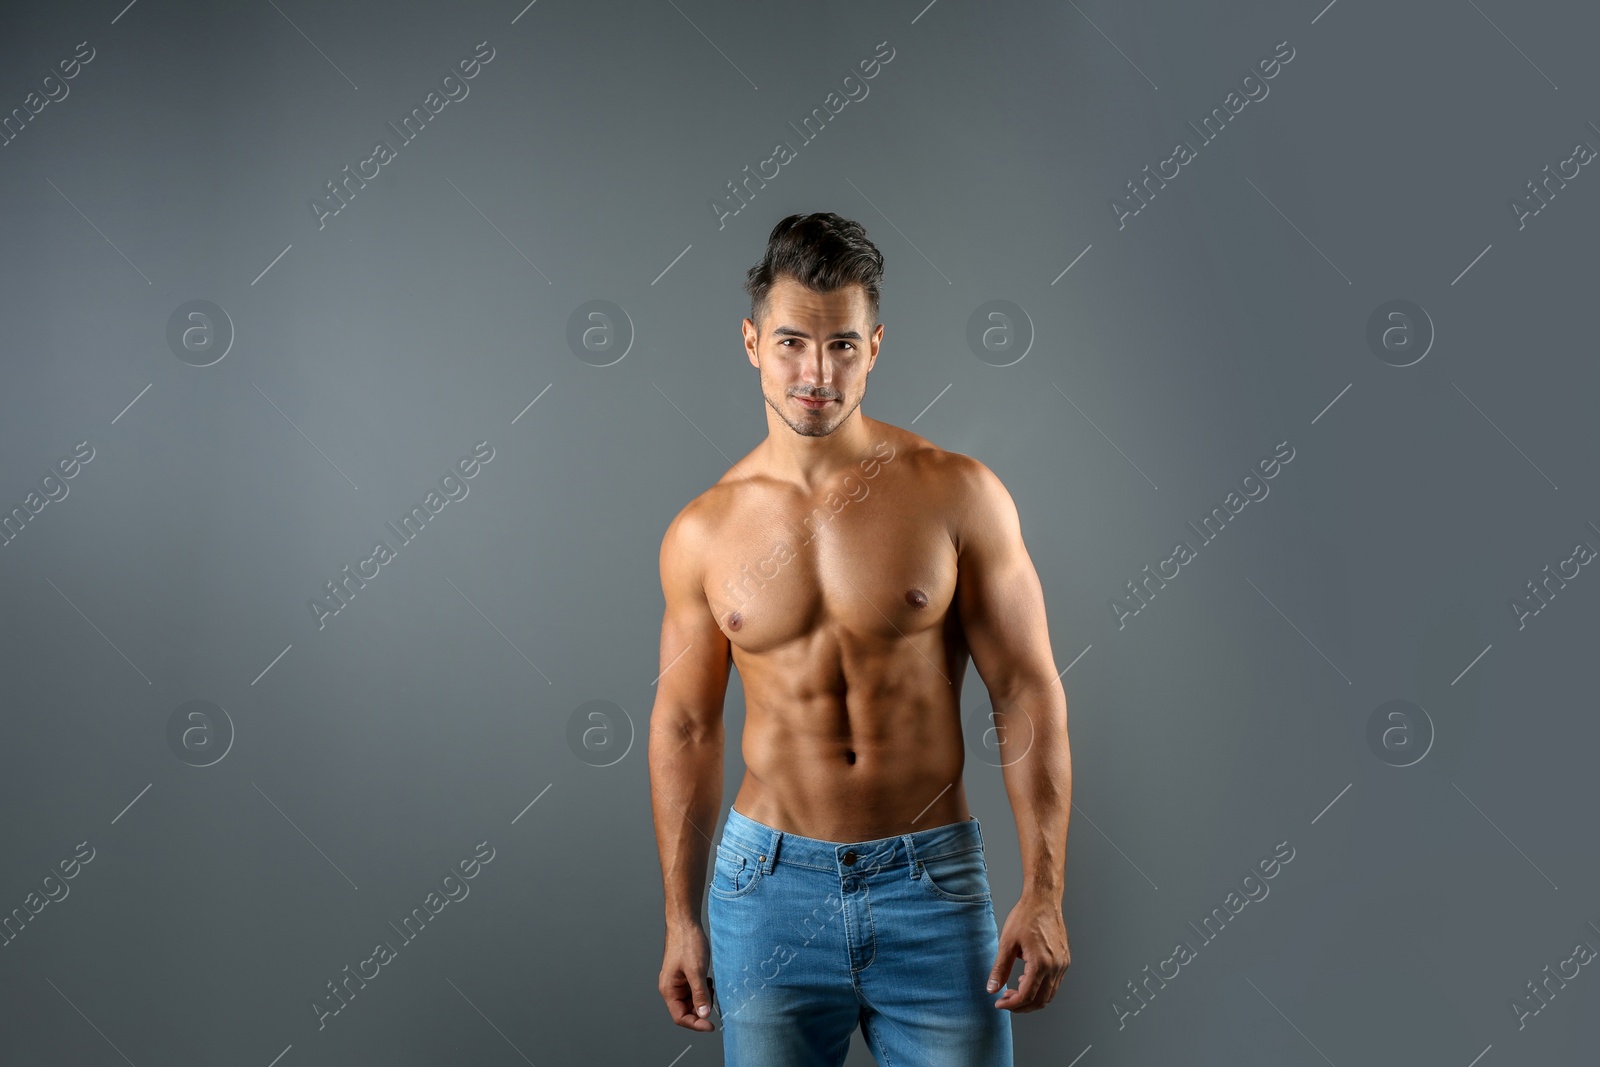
[1,0,1596,1064]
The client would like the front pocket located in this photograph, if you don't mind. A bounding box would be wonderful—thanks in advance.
[915,848,991,903]
[710,844,762,898]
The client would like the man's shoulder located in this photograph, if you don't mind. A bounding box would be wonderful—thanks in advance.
[855,421,1010,541]
[660,471,755,565]
[661,486,722,556]
[900,442,1015,554]
[856,418,977,484]
[890,433,1001,503]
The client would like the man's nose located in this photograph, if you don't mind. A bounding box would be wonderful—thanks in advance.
[801,352,834,387]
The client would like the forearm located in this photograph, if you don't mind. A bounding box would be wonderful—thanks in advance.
[995,679,1072,901]
[648,713,724,929]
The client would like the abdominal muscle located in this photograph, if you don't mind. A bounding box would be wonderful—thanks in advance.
[729,648,972,843]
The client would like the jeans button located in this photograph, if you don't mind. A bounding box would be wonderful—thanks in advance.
[841,850,857,865]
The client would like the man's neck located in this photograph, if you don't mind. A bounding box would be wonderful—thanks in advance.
[761,412,876,492]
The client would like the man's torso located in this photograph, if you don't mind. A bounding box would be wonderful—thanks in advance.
[687,418,979,841]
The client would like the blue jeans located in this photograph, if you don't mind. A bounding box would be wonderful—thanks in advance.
[707,805,1014,1066]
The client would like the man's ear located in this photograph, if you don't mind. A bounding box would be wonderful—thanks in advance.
[743,319,761,369]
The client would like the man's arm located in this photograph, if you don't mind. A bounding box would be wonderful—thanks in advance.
[648,502,732,1031]
[952,455,1072,1012]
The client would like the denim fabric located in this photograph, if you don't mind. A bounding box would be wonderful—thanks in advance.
[707,805,1014,1066]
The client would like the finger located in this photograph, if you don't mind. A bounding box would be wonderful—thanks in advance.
[998,955,1043,1012]
[1028,961,1066,1011]
[1040,967,1065,1007]
[986,939,1020,994]
[674,1002,713,1031]
[666,978,714,1031]
[666,990,699,1027]
[689,973,714,1022]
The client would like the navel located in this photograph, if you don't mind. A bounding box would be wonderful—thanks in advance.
[726,611,743,631]
[905,588,929,608]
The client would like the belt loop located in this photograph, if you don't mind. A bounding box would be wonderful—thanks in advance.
[760,829,780,874]
[901,833,920,881]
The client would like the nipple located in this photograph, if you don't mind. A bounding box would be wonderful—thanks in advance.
[905,589,928,608]
[727,611,743,631]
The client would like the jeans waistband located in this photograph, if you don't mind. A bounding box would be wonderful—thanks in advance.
[719,805,985,876]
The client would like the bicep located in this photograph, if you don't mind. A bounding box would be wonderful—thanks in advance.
[954,462,1057,701]
[654,512,732,732]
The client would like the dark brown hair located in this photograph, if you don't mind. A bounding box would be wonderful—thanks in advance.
[743,212,884,331]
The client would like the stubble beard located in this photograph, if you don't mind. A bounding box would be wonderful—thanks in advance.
[764,384,865,438]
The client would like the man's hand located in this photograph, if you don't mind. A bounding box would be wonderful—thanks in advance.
[659,922,716,1031]
[987,893,1070,1012]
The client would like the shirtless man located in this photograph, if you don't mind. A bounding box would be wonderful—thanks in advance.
[649,212,1071,1066]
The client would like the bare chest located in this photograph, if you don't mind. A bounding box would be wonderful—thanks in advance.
[702,488,958,654]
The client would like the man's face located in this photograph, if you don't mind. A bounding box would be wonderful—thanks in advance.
[743,275,882,438]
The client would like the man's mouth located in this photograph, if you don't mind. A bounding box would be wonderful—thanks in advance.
[795,395,835,410]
